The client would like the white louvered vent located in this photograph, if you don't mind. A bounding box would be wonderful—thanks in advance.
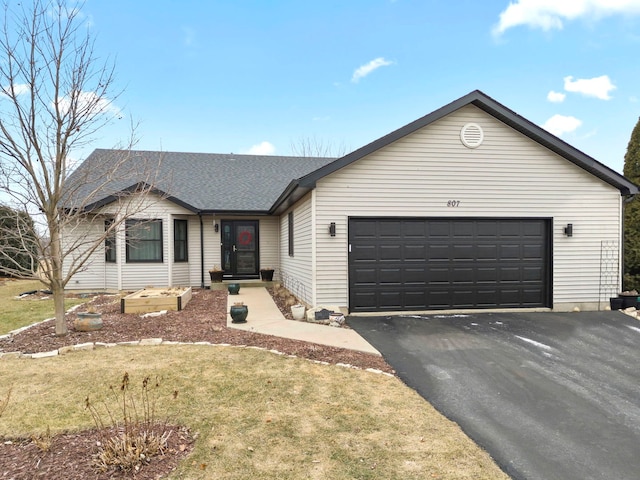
[460,123,484,149]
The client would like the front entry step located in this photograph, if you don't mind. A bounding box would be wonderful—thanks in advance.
[210,280,277,290]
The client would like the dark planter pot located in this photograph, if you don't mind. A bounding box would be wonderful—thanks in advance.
[260,269,274,281]
[618,294,639,309]
[610,297,625,310]
[228,283,240,295]
[209,271,223,282]
[230,303,248,323]
[74,312,103,332]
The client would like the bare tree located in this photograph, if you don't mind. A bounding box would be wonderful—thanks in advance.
[290,136,350,158]
[0,1,160,335]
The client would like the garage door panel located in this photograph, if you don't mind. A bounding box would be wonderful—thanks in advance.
[428,244,451,260]
[523,244,543,259]
[349,218,551,312]
[453,222,475,237]
[405,268,427,284]
[379,291,402,308]
[379,221,402,238]
[380,245,402,261]
[523,266,543,282]
[405,244,427,260]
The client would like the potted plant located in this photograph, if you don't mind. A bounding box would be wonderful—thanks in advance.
[230,301,248,323]
[260,267,275,282]
[291,303,305,320]
[209,265,224,282]
[74,305,103,331]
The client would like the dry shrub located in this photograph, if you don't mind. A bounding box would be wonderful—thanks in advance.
[30,425,53,452]
[85,372,180,473]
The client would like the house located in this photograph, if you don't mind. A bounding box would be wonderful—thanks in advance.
[63,90,638,313]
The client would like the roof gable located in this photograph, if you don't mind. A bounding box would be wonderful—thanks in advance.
[294,90,638,196]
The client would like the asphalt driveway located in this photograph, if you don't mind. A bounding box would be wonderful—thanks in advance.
[348,311,640,480]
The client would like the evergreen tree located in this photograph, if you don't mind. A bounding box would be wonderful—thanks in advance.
[0,205,38,274]
[623,117,640,290]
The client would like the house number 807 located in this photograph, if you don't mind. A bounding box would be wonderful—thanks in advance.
[447,200,461,207]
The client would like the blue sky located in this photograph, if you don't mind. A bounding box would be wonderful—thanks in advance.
[83,0,640,173]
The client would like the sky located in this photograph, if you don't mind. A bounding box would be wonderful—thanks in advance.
[74,0,640,174]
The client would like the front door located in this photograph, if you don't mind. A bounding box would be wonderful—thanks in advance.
[221,220,259,279]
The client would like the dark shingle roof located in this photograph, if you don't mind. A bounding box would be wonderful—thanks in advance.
[66,150,336,213]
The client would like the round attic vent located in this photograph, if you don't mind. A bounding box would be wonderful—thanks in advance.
[460,123,484,149]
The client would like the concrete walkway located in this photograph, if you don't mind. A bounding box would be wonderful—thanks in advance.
[226,287,380,355]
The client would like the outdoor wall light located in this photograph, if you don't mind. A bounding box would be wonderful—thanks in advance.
[329,222,336,237]
[564,223,573,237]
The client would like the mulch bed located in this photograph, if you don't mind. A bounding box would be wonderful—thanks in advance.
[0,288,393,479]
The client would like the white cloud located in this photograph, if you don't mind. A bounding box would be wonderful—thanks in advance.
[245,141,275,155]
[493,0,640,36]
[547,90,566,103]
[542,114,583,136]
[0,83,30,97]
[564,75,616,100]
[351,57,394,83]
[57,90,122,117]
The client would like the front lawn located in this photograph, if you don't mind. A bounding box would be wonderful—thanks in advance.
[0,279,86,335]
[0,345,509,479]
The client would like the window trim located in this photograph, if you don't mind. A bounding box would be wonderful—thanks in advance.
[105,219,116,263]
[174,219,188,262]
[125,219,163,263]
[288,211,294,257]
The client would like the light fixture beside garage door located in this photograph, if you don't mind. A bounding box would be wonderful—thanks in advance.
[460,123,484,148]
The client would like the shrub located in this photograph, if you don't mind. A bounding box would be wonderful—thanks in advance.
[85,372,180,473]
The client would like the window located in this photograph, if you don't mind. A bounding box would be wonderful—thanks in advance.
[105,219,116,263]
[126,219,163,262]
[174,219,188,262]
[288,211,294,257]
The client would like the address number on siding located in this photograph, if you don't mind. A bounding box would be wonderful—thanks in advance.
[447,200,461,207]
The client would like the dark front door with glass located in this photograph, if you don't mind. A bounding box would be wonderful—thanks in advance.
[221,220,259,279]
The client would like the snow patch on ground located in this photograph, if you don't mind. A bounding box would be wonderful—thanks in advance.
[515,335,552,350]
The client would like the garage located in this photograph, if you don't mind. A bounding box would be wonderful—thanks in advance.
[348,217,551,312]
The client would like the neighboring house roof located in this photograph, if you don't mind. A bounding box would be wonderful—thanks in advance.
[272,90,638,214]
[65,150,335,213]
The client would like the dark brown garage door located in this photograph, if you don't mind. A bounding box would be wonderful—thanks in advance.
[348,218,551,312]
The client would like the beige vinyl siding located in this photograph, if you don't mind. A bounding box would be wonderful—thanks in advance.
[62,220,107,290]
[65,194,198,291]
[313,105,622,309]
[280,194,314,304]
[187,216,215,287]
[258,217,280,275]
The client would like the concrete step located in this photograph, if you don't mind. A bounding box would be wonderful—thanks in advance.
[210,280,277,290]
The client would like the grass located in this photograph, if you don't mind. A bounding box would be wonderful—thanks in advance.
[0,279,86,335]
[0,345,509,479]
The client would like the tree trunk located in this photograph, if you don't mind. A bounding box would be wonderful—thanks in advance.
[50,225,68,336]
[53,283,67,336]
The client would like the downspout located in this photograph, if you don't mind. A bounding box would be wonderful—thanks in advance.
[199,213,205,288]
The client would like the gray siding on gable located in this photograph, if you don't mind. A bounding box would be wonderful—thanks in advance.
[312,105,622,310]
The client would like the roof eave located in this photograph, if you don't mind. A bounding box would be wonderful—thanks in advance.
[77,183,201,213]
[270,180,313,216]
